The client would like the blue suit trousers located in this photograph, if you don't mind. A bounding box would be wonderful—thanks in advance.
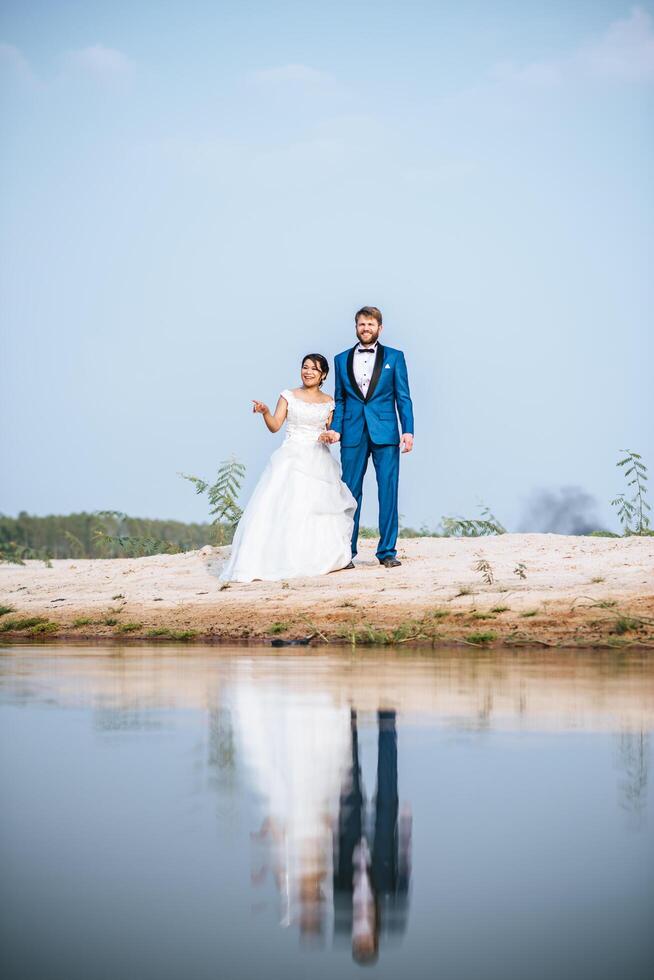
[340,426,400,561]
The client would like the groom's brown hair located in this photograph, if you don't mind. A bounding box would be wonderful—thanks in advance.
[355,306,382,325]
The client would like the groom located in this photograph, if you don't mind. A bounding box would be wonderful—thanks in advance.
[323,307,414,568]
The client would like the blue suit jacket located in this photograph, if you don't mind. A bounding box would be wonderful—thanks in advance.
[331,344,414,448]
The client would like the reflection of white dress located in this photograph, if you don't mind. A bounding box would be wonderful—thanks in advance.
[230,677,351,929]
[220,389,356,583]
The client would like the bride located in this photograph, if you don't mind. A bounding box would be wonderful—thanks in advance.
[219,353,357,583]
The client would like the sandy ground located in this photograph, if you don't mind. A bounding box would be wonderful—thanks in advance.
[1,534,653,648]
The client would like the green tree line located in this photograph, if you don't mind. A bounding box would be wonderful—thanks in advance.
[0,510,235,563]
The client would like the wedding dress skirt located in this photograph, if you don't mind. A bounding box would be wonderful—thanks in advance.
[220,390,356,583]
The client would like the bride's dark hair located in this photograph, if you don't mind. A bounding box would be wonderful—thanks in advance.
[302,353,329,386]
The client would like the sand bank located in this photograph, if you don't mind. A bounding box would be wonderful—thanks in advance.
[1,534,653,648]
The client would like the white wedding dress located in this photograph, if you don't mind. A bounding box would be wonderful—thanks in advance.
[219,389,356,583]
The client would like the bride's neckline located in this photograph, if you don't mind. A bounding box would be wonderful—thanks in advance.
[287,388,333,405]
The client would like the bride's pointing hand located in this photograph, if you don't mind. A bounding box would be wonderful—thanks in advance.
[252,400,270,415]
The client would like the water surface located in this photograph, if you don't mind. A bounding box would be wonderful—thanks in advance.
[1,645,653,980]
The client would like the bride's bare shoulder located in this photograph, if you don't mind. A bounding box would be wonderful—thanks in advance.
[310,389,335,404]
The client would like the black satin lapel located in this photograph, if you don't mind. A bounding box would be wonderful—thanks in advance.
[365,344,385,402]
[347,346,364,401]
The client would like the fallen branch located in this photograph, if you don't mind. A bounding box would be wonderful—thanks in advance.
[299,616,330,644]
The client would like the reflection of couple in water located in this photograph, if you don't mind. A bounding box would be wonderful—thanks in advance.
[234,682,410,963]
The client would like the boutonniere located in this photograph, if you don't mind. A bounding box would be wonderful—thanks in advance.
[384,363,391,369]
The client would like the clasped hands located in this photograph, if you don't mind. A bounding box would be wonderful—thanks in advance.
[319,430,414,453]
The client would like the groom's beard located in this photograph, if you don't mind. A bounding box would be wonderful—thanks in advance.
[356,329,380,344]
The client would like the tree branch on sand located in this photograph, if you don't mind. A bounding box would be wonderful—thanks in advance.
[612,450,651,536]
[179,456,246,541]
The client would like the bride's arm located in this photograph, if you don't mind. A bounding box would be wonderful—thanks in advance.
[317,409,335,443]
[252,394,288,433]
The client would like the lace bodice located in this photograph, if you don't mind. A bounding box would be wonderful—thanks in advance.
[281,389,334,444]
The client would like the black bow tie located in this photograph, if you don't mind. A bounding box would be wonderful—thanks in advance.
[357,347,376,354]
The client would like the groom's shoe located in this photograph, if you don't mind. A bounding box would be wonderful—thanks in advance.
[342,561,355,570]
[379,557,402,568]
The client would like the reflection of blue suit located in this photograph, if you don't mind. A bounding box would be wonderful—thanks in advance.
[332,344,414,561]
[333,710,410,944]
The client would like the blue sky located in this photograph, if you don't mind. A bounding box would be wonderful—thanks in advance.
[1,1,652,532]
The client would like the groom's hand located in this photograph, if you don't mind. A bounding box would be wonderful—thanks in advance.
[321,430,341,444]
[401,433,414,454]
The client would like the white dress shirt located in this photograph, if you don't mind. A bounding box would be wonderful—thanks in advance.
[353,341,378,397]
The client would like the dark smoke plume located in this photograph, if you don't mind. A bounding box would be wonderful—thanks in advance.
[518,486,604,535]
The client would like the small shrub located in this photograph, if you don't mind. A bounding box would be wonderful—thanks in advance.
[116,622,142,633]
[612,450,650,535]
[442,503,506,537]
[145,626,196,640]
[466,631,497,645]
[269,622,289,635]
[93,523,183,557]
[358,526,379,539]
[362,625,392,645]
[474,555,494,586]
[104,617,119,626]
[28,622,59,634]
[490,605,510,613]
[391,621,424,642]
[72,617,93,627]
[179,456,245,530]
[520,610,538,618]
[0,616,47,632]
[0,605,15,617]
[340,624,393,646]
[613,617,641,635]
